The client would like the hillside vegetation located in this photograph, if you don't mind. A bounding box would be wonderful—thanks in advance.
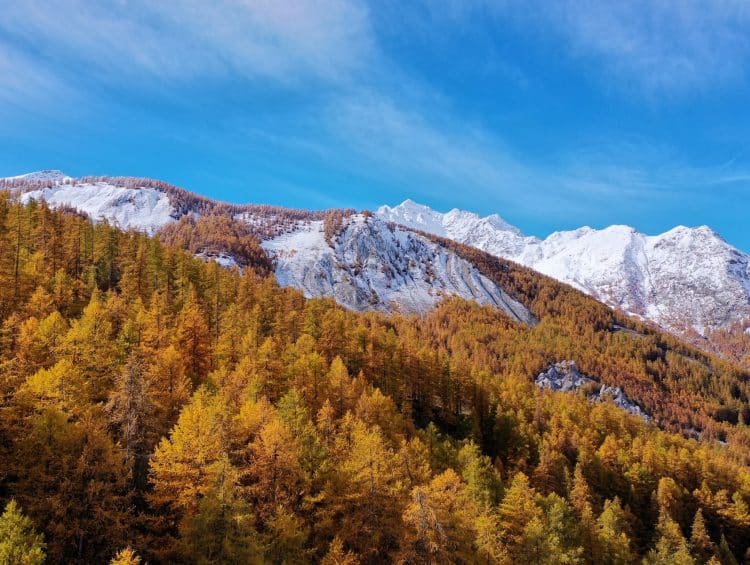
[0,197,748,563]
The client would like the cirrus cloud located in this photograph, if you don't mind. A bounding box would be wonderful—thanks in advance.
[0,0,375,84]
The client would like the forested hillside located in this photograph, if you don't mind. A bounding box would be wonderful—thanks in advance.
[0,196,749,564]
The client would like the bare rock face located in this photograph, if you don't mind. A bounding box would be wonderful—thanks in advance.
[262,214,534,322]
[536,361,650,421]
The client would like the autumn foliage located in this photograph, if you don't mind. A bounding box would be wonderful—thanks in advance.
[0,196,748,563]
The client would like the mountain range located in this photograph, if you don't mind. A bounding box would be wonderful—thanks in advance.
[5,171,750,342]
[377,200,750,337]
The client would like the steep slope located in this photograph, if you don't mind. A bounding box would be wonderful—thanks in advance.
[262,214,533,321]
[2,196,750,563]
[377,200,750,335]
[8,173,750,335]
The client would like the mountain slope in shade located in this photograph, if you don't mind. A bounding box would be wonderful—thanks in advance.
[377,200,750,335]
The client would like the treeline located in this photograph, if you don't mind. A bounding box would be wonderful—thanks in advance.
[0,198,748,563]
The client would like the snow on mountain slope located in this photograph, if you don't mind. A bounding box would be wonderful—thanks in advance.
[10,172,746,332]
[523,225,651,313]
[262,214,533,322]
[18,179,176,234]
[4,170,72,182]
[377,200,750,334]
[378,199,538,257]
[643,226,750,333]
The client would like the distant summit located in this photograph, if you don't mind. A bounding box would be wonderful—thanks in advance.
[376,200,750,336]
[4,170,72,182]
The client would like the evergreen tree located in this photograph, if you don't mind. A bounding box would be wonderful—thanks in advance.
[689,509,715,563]
[397,469,478,563]
[596,498,633,565]
[245,417,306,520]
[106,351,157,492]
[321,537,359,565]
[717,534,738,565]
[0,500,45,565]
[644,514,695,565]
[178,461,264,565]
[497,472,543,559]
[149,389,228,520]
[175,286,211,384]
[457,441,502,509]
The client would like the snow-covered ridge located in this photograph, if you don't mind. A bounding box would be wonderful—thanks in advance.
[378,199,536,257]
[19,181,176,235]
[8,171,748,331]
[377,200,750,335]
[8,173,533,319]
[262,214,533,321]
[4,170,72,182]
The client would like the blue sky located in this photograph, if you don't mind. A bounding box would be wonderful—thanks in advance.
[1,1,750,249]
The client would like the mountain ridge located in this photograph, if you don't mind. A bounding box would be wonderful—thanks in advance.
[4,171,749,340]
[377,199,750,337]
[1,173,533,320]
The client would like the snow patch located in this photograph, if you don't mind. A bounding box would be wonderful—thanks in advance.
[4,170,72,182]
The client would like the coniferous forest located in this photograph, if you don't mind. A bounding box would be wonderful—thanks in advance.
[0,195,749,564]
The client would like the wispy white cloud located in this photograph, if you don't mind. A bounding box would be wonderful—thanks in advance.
[0,41,75,115]
[549,0,750,96]
[331,94,526,190]
[326,92,750,220]
[2,0,747,229]
[412,0,750,97]
[0,0,374,85]
[504,0,750,97]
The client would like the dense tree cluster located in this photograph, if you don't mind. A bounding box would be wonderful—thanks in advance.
[158,214,273,274]
[0,197,748,563]
[705,323,750,370]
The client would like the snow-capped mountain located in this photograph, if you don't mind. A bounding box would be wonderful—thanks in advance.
[6,172,749,335]
[5,170,72,183]
[377,199,538,258]
[377,200,750,335]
